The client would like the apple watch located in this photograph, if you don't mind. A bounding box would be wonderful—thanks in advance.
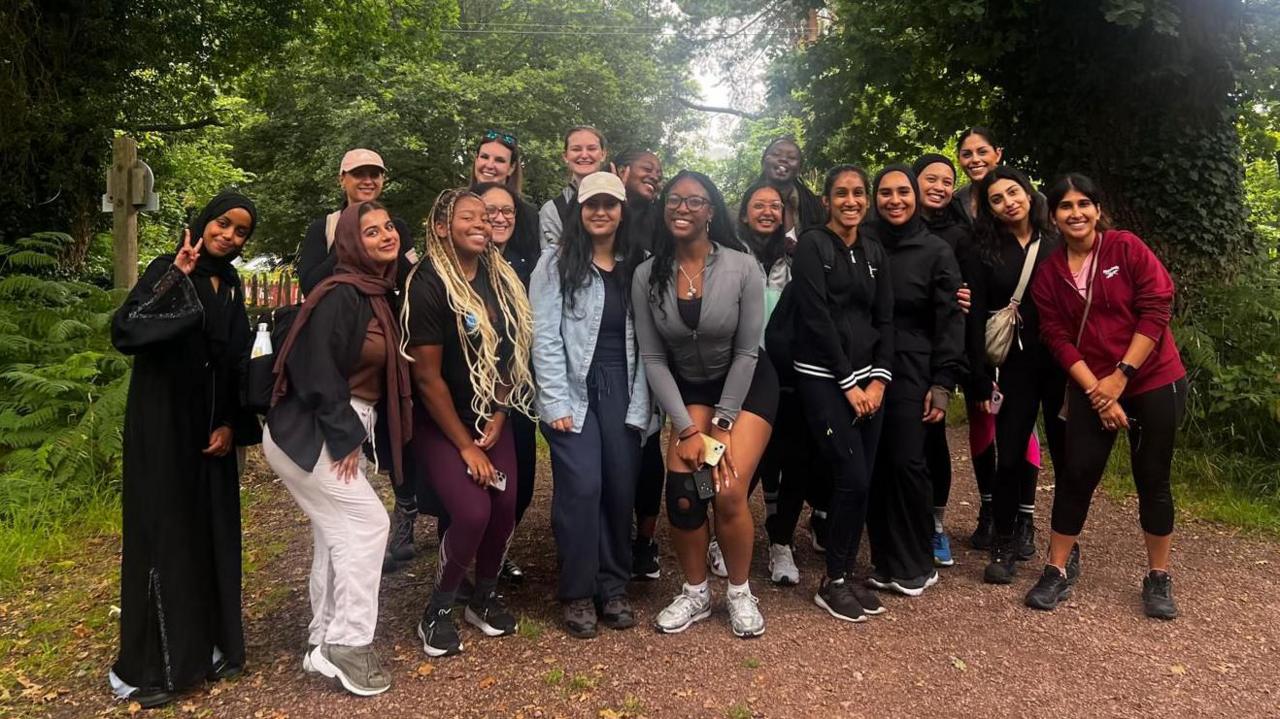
[1116,361,1138,379]
[711,416,734,432]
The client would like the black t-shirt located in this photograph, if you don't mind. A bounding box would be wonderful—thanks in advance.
[593,265,627,366]
[405,261,512,432]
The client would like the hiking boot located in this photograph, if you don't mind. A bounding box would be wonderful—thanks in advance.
[465,587,518,636]
[932,531,955,567]
[418,605,462,658]
[632,537,661,580]
[387,504,417,562]
[970,502,994,550]
[814,576,866,623]
[768,543,800,586]
[564,598,598,639]
[1014,513,1037,561]
[983,537,1019,585]
[500,556,525,583]
[1066,543,1082,584]
[601,596,636,630]
[654,585,712,634]
[809,513,829,553]
[707,539,728,578]
[850,582,886,615]
[1142,571,1178,620]
[312,643,391,697]
[887,570,939,597]
[727,586,765,638]
[1025,564,1073,611]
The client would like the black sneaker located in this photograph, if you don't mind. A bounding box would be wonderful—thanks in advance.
[1142,571,1178,620]
[1066,543,1082,584]
[1014,513,1037,561]
[814,576,866,623]
[418,606,462,657]
[1025,565,1072,611]
[465,589,518,636]
[983,538,1019,585]
[850,582,886,615]
[970,502,994,550]
[600,596,635,630]
[387,505,417,562]
[500,556,525,583]
[631,538,660,581]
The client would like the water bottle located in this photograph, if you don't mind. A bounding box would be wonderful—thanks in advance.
[251,322,273,359]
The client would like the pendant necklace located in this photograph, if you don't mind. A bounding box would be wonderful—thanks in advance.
[678,261,705,299]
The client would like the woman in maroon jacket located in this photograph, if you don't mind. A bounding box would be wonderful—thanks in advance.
[1026,174,1187,620]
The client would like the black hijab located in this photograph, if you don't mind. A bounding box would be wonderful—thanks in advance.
[869,164,926,247]
[182,190,257,365]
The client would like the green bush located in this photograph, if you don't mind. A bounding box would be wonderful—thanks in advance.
[0,233,130,535]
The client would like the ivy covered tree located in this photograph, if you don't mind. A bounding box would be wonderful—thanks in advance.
[766,0,1271,288]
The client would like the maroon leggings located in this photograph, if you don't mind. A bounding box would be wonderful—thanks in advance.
[410,413,517,593]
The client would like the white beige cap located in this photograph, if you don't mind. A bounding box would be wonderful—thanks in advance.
[577,171,627,203]
[339,148,386,173]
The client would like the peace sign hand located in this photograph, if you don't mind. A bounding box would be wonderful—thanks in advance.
[174,228,204,275]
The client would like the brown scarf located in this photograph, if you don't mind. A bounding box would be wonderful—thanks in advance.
[272,203,413,484]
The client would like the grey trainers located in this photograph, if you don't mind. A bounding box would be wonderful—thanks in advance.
[601,595,635,630]
[726,586,765,638]
[387,504,417,562]
[301,643,318,674]
[654,586,712,634]
[311,643,391,697]
[564,598,598,639]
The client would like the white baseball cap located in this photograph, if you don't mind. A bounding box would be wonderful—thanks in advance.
[577,171,627,203]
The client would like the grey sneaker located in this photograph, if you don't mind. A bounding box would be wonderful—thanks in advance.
[301,643,318,674]
[654,586,712,634]
[311,643,391,697]
[601,595,635,630]
[726,587,765,638]
[707,539,728,578]
[564,598,598,639]
[387,505,417,562]
[767,543,800,586]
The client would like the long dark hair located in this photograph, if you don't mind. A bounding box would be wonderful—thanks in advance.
[736,179,789,273]
[470,181,540,263]
[557,198,638,314]
[1044,173,1110,232]
[973,165,1049,265]
[648,170,746,312]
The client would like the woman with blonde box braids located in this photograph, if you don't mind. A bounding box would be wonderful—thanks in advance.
[400,188,536,658]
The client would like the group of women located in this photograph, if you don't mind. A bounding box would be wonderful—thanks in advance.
[109,125,1189,707]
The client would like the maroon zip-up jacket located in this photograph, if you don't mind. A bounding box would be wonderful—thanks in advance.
[1031,229,1185,397]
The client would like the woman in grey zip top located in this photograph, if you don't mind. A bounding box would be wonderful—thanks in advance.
[632,170,778,638]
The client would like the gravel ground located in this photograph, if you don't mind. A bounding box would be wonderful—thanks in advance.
[6,426,1278,718]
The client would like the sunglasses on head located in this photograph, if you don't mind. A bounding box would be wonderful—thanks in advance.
[483,129,518,148]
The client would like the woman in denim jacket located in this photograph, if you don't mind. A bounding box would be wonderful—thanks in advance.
[531,172,653,639]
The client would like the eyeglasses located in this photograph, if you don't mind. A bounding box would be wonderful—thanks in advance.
[750,201,784,213]
[665,194,710,211]
[485,205,516,219]
[483,129,518,147]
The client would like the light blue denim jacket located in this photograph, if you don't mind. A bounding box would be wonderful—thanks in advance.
[530,246,653,434]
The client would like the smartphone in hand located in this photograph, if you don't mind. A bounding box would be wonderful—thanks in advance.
[990,390,1005,415]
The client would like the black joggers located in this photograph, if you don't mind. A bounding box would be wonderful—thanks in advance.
[797,377,884,580]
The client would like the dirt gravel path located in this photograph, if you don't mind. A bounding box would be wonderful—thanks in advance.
[5,427,1278,718]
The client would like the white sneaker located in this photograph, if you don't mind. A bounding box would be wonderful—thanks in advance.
[767,544,800,586]
[726,587,765,638]
[707,539,728,578]
[654,586,713,634]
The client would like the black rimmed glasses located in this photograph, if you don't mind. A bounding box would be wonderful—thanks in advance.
[665,194,710,211]
[482,129,518,148]
[485,205,516,220]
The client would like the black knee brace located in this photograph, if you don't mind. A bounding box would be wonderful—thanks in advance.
[665,471,710,530]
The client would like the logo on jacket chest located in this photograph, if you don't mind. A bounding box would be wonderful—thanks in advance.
[1103,265,1119,279]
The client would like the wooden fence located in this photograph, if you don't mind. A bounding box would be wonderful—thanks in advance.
[244,271,301,309]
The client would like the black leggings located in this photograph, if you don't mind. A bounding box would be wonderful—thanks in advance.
[1051,378,1186,537]
[511,412,537,525]
[797,377,883,579]
[991,347,1066,536]
[634,433,665,524]
[751,388,830,547]
[925,422,951,510]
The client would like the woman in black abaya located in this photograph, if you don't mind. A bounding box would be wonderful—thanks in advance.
[109,191,258,708]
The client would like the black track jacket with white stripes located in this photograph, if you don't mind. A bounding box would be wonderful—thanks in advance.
[790,226,895,390]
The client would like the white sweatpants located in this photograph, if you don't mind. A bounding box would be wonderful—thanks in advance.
[262,398,388,647]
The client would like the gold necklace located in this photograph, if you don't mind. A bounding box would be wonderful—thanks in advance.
[678,261,705,299]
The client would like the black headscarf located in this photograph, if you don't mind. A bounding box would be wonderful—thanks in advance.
[182,190,257,366]
[869,164,926,247]
[911,153,955,179]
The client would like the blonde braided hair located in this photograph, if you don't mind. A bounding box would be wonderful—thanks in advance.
[400,188,537,433]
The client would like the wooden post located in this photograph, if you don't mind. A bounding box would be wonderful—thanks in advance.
[110,135,140,289]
